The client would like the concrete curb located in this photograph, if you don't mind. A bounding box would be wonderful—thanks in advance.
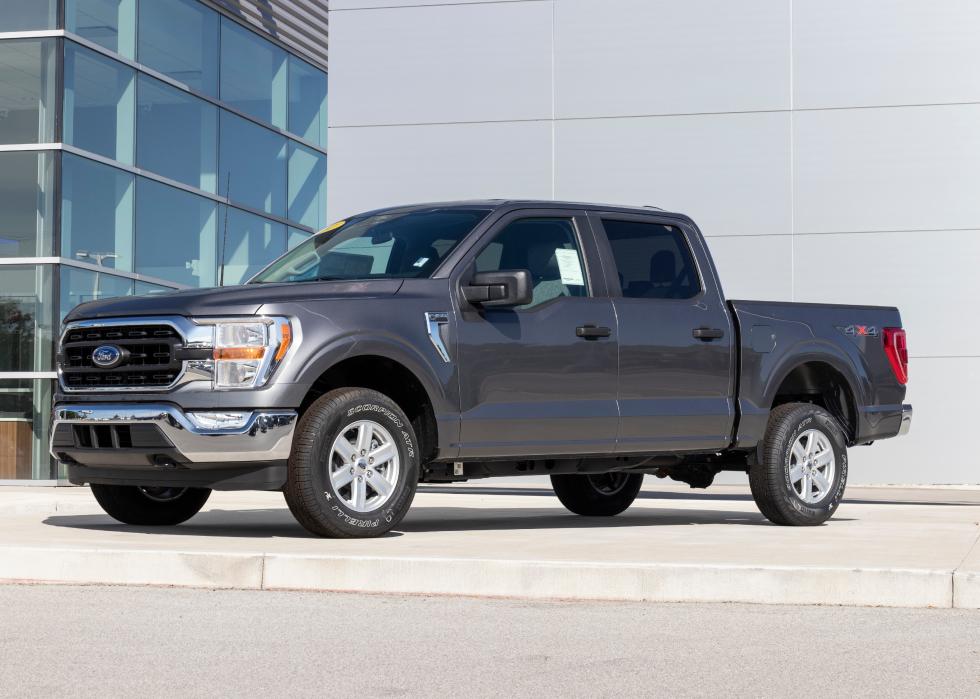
[1,545,976,608]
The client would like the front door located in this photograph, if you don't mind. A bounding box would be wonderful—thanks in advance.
[453,211,619,458]
[591,214,736,453]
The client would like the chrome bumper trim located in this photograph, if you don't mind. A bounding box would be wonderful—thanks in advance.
[51,403,297,463]
[898,404,913,436]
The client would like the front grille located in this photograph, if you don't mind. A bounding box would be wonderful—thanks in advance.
[59,324,183,390]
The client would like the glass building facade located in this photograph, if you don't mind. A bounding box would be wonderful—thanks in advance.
[0,0,328,481]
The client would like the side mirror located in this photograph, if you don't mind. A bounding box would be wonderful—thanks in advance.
[462,269,532,307]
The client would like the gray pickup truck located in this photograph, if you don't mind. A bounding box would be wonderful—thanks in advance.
[51,200,912,537]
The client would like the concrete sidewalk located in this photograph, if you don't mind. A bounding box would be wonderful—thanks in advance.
[1,482,978,608]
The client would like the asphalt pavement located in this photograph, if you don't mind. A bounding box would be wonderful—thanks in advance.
[2,584,978,698]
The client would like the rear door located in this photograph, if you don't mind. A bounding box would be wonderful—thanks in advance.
[590,213,735,453]
[452,209,619,458]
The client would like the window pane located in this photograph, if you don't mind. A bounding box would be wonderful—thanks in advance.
[0,265,53,372]
[64,42,135,164]
[475,218,588,308]
[0,151,55,257]
[61,153,134,272]
[288,55,327,146]
[218,110,286,216]
[0,378,53,480]
[60,266,133,319]
[137,0,218,95]
[137,75,217,192]
[219,207,286,286]
[602,219,701,299]
[0,39,57,144]
[3,0,58,31]
[219,17,287,128]
[135,178,217,288]
[135,280,175,296]
[66,0,136,58]
[287,142,326,230]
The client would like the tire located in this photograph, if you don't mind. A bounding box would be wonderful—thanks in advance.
[749,402,848,526]
[284,388,420,538]
[90,485,211,526]
[551,472,644,516]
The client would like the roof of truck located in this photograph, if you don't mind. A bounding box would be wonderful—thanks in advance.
[342,199,695,223]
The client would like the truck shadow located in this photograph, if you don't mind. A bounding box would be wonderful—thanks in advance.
[41,503,793,539]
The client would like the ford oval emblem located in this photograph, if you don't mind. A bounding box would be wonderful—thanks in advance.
[91,344,123,369]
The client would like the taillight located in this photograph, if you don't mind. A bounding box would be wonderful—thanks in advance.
[883,327,908,385]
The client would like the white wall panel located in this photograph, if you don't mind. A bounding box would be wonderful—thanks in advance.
[704,235,793,301]
[794,105,980,234]
[329,1,553,126]
[327,121,553,220]
[794,0,980,109]
[332,0,511,8]
[557,0,790,118]
[847,357,978,484]
[557,112,791,237]
[793,230,980,358]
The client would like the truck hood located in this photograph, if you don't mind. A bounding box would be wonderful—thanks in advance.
[64,280,405,321]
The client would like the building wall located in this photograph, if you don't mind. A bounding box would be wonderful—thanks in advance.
[0,0,328,481]
[328,0,980,484]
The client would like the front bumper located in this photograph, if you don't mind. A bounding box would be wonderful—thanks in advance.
[51,404,296,489]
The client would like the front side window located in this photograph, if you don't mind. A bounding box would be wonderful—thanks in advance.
[252,209,491,284]
[474,217,588,309]
[602,219,701,300]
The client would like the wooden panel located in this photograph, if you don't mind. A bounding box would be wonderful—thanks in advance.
[0,421,33,479]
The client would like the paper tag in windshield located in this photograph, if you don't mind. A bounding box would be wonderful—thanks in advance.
[554,248,585,286]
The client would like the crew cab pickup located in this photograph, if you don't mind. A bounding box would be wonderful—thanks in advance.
[52,201,912,537]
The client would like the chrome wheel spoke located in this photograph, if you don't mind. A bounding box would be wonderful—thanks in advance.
[789,463,805,484]
[814,450,834,468]
[369,442,397,467]
[331,468,355,490]
[355,423,373,455]
[369,473,393,498]
[351,477,367,509]
[334,437,357,464]
[791,441,807,464]
[810,470,830,493]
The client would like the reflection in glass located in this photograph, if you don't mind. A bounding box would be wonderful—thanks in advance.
[60,266,133,320]
[137,0,218,95]
[135,178,217,288]
[0,39,57,145]
[135,280,175,297]
[288,55,327,146]
[66,0,136,58]
[219,207,286,286]
[287,142,327,231]
[0,379,53,480]
[61,154,134,272]
[218,110,286,216]
[0,151,55,257]
[0,265,53,373]
[64,42,135,164]
[4,0,58,31]
[137,75,217,192]
[219,17,287,128]
[288,227,311,250]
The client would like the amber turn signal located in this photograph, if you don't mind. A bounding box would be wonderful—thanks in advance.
[213,347,266,360]
[274,322,292,362]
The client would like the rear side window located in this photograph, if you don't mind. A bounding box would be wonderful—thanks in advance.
[602,219,701,299]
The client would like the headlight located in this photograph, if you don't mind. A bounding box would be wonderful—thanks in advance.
[202,317,295,390]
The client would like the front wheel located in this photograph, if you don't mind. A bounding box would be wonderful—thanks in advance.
[749,402,848,526]
[551,472,644,516]
[284,388,420,538]
[90,484,211,526]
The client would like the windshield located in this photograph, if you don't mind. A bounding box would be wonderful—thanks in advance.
[250,208,491,284]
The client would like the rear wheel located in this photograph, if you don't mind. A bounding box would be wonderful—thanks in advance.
[551,472,644,516]
[90,484,211,526]
[749,402,848,526]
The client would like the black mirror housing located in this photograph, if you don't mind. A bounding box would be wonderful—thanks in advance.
[463,269,532,307]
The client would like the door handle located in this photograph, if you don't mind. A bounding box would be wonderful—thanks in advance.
[576,325,612,340]
[692,327,724,341]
